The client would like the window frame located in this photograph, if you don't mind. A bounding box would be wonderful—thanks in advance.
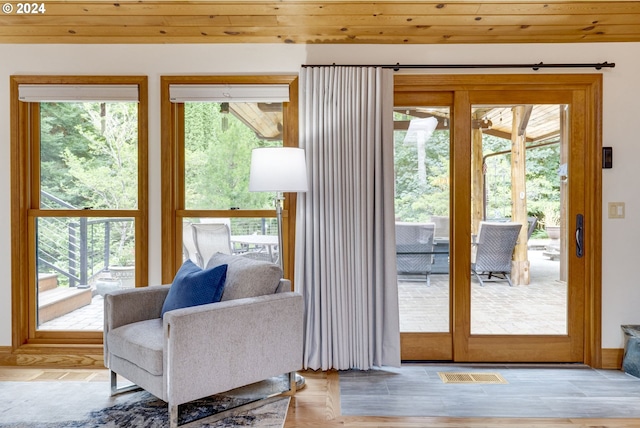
[10,75,148,352]
[160,75,299,283]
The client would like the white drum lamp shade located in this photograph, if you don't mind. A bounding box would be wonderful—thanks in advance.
[249,147,308,193]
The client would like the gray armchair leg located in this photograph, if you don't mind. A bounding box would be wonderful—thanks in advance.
[110,370,142,396]
[169,404,179,428]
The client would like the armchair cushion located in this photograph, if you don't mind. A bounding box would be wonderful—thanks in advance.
[108,318,164,376]
[161,260,228,317]
[206,253,282,301]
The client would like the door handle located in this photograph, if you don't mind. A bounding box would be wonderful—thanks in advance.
[575,214,584,258]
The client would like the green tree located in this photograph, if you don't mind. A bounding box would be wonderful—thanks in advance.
[394,113,450,222]
[61,102,139,263]
[40,102,96,208]
[62,102,138,210]
[184,103,278,211]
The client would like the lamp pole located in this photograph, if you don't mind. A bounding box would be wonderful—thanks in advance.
[249,147,308,391]
[275,191,285,271]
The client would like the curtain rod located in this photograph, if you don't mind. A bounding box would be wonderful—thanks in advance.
[301,61,615,71]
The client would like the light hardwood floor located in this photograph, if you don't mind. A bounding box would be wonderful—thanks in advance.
[1,367,639,427]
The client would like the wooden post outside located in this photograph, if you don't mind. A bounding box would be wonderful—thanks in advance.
[511,106,530,285]
[471,126,484,237]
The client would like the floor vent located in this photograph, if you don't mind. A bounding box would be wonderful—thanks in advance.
[438,372,508,384]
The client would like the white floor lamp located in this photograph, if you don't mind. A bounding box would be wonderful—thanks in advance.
[248,147,308,272]
[249,146,308,390]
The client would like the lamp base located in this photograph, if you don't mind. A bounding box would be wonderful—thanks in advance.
[295,373,306,390]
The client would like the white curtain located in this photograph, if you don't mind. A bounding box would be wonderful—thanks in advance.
[296,66,400,370]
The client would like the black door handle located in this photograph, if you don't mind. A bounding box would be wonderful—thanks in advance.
[576,214,584,258]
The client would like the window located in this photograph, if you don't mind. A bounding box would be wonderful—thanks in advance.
[10,76,148,347]
[160,76,299,282]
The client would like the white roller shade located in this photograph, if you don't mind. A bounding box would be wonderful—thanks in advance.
[169,84,290,103]
[18,84,139,102]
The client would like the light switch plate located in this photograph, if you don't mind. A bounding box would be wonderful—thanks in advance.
[608,202,625,219]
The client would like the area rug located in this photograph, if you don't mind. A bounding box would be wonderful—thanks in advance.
[0,379,290,427]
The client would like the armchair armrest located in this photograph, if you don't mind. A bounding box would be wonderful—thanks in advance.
[275,278,291,293]
[162,291,303,406]
[104,285,170,333]
[104,285,170,368]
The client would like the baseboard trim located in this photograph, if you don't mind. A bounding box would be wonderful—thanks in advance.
[0,345,625,370]
[601,348,623,369]
[0,346,15,366]
[0,344,105,368]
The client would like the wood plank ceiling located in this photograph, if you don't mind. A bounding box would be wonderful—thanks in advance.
[0,1,639,44]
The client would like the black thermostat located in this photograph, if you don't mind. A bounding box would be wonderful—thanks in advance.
[603,147,613,169]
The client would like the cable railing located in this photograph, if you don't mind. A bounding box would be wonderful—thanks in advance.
[38,191,134,288]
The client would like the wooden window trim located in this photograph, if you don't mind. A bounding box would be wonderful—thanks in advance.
[9,75,148,362]
[160,75,299,283]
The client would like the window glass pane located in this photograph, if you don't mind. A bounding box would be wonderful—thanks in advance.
[394,107,451,333]
[36,216,135,331]
[184,102,282,210]
[183,217,279,267]
[40,102,139,210]
[470,104,567,335]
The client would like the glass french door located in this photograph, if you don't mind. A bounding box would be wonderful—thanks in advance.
[395,75,601,364]
[394,94,453,361]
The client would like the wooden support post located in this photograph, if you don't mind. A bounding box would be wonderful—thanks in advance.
[471,126,484,237]
[511,106,530,285]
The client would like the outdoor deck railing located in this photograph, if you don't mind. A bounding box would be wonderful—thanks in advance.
[38,191,133,287]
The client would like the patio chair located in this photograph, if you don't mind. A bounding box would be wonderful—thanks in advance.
[395,222,436,286]
[471,221,522,287]
[527,216,538,240]
[181,222,199,265]
[191,223,233,268]
[429,215,449,240]
[429,215,450,273]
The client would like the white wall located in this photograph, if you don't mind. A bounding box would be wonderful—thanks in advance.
[1,42,638,349]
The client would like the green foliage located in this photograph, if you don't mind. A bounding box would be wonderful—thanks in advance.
[40,103,96,208]
[394,114,561,226]
[184,103,278,211]
[40,102,138,210]
[39,102,139,272]
[394,116,450,222]
[484,137,561,223]
[61,102,139,210]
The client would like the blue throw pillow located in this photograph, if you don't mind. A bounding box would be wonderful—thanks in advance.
[161,260,228,317]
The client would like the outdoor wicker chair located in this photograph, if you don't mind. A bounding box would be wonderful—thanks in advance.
[471,221,522,287]
[396,222,436,286]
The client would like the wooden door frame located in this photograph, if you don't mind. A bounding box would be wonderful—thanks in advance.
[395,74,602,367]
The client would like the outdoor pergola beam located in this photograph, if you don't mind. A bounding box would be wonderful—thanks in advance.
[518,105,533,136]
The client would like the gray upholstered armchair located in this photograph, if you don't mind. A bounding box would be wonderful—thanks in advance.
[103,253,303,428]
